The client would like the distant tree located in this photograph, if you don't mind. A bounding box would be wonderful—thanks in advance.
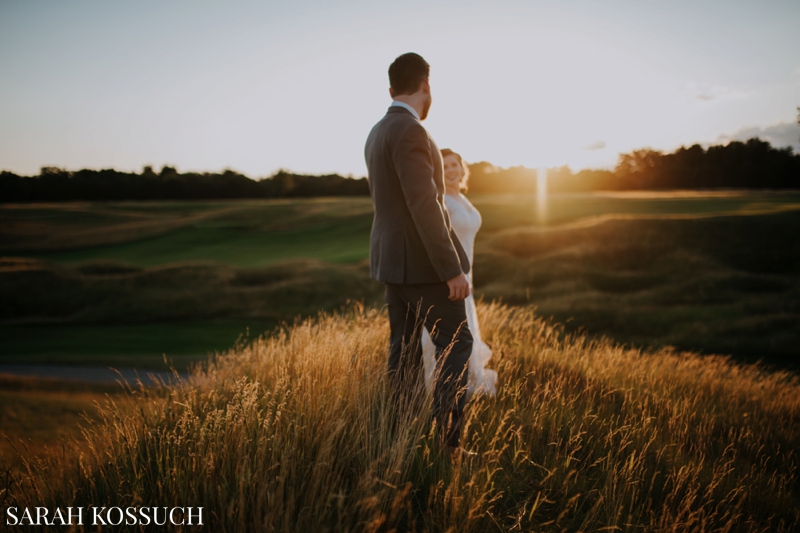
[547,167,619,193]
[159,166,178,178]
[466,162,538,194]
[615,149,664,189]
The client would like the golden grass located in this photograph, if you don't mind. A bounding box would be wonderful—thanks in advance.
[2,303,798,531]
[0,376,125,473]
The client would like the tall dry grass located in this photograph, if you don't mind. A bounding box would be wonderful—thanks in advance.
[3,303,799,531]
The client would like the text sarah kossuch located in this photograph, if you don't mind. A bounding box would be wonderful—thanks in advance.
[5,506,204,527]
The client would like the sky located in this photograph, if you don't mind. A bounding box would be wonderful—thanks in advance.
[1,0,798,177]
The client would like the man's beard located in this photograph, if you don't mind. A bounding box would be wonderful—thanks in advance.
[420,95,432,121]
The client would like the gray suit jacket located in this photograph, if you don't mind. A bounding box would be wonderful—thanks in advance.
[365,106,470,284]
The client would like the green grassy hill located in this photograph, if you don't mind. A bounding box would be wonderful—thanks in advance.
[2,192,798,369]
[475,208,800,366]
[5,192,798,267]
[1,198,373,266]
[4,304,798,531]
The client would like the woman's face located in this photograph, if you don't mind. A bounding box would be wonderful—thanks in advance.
[443,154,463,190]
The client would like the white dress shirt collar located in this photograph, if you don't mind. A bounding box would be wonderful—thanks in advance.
[390,100,420,121]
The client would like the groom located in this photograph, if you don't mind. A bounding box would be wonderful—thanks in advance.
[364,53,473,451]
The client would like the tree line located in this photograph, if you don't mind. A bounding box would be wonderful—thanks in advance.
[467,138,799,194]
[0,166,369,202]
[1,137,798,202]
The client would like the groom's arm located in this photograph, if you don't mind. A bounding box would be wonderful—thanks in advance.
[392,122,464,283]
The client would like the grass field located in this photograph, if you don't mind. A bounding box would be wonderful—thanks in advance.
[3,193,798,265]
[0,320,274,369]
[0,375,126,472]
[4,304,798,531]
[2,191,798,369]
[1,198,373,266]
[2,194,799,529]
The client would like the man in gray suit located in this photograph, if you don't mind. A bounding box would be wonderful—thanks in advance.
[364,53,473,452]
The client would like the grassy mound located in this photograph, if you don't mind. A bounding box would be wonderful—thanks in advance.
[5,196,800,368]
[0,257,382,325]
[4,303,798,531]
[475,209,800,367]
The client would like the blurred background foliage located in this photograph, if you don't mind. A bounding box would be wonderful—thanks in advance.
[1,137,798,202]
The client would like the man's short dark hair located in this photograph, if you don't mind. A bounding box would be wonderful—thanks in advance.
[388,53,430,96]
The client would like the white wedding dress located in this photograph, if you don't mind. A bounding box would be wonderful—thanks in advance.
[422,192,498,397]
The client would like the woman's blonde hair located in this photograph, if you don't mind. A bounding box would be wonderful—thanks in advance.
[440,148,470,192]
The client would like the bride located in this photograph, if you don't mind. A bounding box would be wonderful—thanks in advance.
[422,149,498,397]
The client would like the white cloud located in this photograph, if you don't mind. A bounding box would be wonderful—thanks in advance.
[716,121,799,152]
[682,82,750,102]
[584,140,606,150]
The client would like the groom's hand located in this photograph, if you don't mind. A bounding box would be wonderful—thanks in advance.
[446,273,471,301]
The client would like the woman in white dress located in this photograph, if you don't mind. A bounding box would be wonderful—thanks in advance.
[422,149,498,397]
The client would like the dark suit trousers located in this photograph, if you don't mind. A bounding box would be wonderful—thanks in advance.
[385,282,473,447]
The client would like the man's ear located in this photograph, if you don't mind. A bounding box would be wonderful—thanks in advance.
[421,78,430,94]
[389,87,395,98]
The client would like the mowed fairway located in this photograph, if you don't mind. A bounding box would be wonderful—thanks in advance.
[2,191,800,369]
[3,192,799,266]
[2,198,373,266]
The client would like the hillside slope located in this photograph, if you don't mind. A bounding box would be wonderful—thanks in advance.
[4,304,798,531]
